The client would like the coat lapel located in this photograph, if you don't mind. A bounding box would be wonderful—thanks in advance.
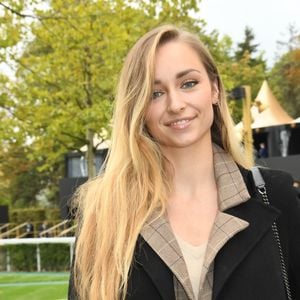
[134,236,175,300]
[198,211,249,299]
[212,195,281,299]
[140,214,194,299]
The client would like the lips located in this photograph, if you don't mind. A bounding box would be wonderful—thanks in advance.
[165,116,196,129]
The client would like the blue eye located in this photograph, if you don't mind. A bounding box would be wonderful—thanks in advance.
[182,80,198,89]
[152,91,164,99]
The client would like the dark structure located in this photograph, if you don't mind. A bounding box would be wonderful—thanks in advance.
[0,205,9,224]
[254,123,300,194]
[253,123,300,157]
[59,149,108,219]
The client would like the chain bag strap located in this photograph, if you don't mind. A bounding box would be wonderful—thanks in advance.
[251,166,292,300]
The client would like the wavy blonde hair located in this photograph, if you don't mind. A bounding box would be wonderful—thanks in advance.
[73,24,250,300]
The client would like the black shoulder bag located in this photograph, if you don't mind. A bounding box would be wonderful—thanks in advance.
[251,166,292,300]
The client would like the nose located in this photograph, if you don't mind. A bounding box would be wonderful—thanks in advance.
[166,90,186,113]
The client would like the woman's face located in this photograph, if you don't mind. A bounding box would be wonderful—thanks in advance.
[145,40,218,150]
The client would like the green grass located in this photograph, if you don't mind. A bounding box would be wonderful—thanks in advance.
[0,272,69,300]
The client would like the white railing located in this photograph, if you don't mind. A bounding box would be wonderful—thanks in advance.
[0,237,75,272]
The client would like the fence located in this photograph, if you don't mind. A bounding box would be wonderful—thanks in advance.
[0,220,76,239]
[0,237,75,272]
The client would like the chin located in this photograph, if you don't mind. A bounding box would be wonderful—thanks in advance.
[174,133,212,148]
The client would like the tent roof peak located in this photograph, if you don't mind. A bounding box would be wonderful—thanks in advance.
[251,80,293,128]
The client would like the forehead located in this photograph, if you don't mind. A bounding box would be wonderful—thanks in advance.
[154,41,206,77]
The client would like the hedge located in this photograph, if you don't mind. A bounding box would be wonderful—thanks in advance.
[0,207,71,271]
[9,207,61,224]
[0,244,71,272]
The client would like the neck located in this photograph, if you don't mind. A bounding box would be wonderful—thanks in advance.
[163,141,216,199]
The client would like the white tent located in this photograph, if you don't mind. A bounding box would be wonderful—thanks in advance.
[251,80,294,129]
[294,117,300,123]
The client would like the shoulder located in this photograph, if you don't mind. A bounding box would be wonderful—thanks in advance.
[239,166,298,211]
[240,166,295,195]
[258,167,296,206]
[259,167,294,185]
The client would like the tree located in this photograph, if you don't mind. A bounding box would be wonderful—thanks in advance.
[0,0,207,207]
[213,27,267,123]
[0,143,62,207]
[269,25,300,118]
[1,0,202,180]
[235,27,258,57]
[235,26,265,68]
[276,23,300,53]
[269,48,300,118]
[0,1,22,59]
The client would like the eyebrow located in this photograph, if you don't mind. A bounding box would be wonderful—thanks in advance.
[154,69,201,84]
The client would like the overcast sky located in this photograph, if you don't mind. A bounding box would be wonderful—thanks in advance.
[198,0,299,67]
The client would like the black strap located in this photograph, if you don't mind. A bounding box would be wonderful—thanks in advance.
[251,166,292,300]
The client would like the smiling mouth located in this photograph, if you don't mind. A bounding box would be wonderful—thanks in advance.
[165,116,196,129]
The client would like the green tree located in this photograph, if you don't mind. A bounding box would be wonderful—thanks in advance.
[0,143,62,207]
[235,26,265,68]
[0,2,22,59]
[269,48,300,118]
[1,0,202,180]
[214,27,267,123]
[235,27,258,58]
[0,0,207,208]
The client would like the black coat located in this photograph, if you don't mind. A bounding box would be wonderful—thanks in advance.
[126,168,300,300]
[69,168,300,299]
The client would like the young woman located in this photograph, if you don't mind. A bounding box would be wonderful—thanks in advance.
[69,25,300,300]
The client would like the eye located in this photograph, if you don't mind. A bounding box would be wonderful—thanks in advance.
[181,80,199,89]
[152,90,164,100]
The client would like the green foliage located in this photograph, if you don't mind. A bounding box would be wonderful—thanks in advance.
[6,245,37,271]
[1,244,69,271]
[0,0,204,207]
[212,27,267,123]
[269,48,300,118]
[0,4,22,52]
[1,0,202,184]
[0,144,62,207]
[10,207,60,223]
[235,27,258,60]
[39,244,70,271]
[235,26,266,68]
[200,27,267,123]
[0,0,274,208]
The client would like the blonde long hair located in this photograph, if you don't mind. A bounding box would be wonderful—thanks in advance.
[74,24,250,300]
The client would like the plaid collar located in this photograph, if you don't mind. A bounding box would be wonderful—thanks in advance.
[140,145,250,299]
[213,144,250,211]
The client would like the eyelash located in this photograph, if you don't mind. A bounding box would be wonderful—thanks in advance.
[152,90,164,100]
[181,80,199,89]
[151,79,199,100]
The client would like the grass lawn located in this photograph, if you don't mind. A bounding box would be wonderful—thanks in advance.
[0,272,69,300]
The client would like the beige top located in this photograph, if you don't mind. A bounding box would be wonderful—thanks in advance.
[176,235,207,299]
